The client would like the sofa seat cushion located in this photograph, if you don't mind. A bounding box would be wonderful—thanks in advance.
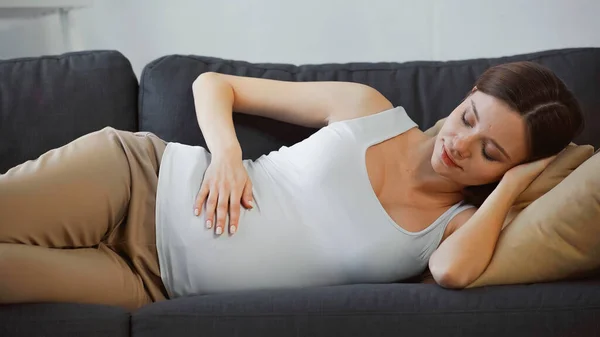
[132,280,600,337]
[0,303,129,337]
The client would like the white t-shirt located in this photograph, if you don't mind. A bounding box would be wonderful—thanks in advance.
[155,106,475,298]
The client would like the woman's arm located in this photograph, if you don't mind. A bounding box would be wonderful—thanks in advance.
[428,181,521,288]
[192,72,392,157]
[429,155,557,288]
[191,72,392,236]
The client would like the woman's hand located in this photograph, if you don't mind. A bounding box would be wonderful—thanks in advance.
[193,151,254,236]
[501,155,557,195]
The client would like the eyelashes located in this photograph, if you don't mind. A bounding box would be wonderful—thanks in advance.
[481,142,495,161]
[460,109,496,162]
[461,109,469,126]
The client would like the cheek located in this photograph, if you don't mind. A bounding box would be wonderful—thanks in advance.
[468,162,506,183]
[440,119,460,135]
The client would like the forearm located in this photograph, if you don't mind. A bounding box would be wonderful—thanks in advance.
[429,181,522,287]
[192,74,242,159]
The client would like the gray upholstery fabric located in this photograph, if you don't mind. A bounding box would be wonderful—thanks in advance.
[132,280,600,337]
[139,48,600,162]
[0,303,129,337]
[0,50,138,174]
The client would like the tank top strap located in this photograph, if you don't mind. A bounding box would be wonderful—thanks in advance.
[436,201,477,231]
[427,200,477,243]
[451,201,478,216]
[330,106,419,148]
[417,200,477,262]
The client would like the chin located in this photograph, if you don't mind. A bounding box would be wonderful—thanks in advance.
[430,154,451,178]
[431,154,473,186]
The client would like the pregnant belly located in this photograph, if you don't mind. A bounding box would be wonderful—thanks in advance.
[159,206,351,297]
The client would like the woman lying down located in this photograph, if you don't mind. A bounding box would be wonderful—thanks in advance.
[0,61,583,310]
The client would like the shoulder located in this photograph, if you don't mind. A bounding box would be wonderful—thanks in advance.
[327,92,393,124]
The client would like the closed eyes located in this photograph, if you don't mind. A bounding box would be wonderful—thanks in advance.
[461,109,497,162]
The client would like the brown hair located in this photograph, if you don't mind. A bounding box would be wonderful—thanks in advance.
[463,61,585,207]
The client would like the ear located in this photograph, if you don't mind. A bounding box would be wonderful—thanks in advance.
[471,86,478,93]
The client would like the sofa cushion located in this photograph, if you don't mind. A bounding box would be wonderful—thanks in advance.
[132,280,600,337]
[510,144,593,211]
[467,150,600,288]
[139,48,600,159]
[0,50,138,174]
[0,303,129,337]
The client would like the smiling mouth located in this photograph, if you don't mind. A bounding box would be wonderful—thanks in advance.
[442,144,461,169]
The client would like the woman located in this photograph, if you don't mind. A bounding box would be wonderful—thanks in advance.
[0,61,584,310]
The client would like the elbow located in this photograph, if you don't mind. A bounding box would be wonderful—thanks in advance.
[432,271,468,289]
[428,261,469,289]
[192,72,233,103]
[192,72,221,91]
[192,71,231,92]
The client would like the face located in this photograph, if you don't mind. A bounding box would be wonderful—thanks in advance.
[431,90,529,186]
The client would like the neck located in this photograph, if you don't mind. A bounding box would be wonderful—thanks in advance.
[377,132,466,208]
[403,135,466,197]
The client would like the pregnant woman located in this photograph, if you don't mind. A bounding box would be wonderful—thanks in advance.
[0,61,583,310]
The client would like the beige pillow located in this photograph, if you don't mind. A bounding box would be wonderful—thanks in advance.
[423,117,446,137]
[419,118,595,286]
[507,143,594,219]
[468,150,600,287]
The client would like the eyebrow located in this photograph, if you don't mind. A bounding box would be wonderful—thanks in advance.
[470,99,512,161]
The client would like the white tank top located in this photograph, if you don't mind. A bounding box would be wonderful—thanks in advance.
[155,106,475,298]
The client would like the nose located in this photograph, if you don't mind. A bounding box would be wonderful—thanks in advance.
[451,133,474,159]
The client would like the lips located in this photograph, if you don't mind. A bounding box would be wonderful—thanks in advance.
[442,144,461,169]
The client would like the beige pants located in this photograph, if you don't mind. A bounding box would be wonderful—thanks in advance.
[0,127,169,310]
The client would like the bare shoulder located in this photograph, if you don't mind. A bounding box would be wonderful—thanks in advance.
[441,206,478,243]
[327,91,393,124]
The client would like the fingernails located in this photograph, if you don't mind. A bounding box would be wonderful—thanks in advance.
[230,225,236,234]
[194,208,199,216]
[206,220,212,228]
[216,227,223,235]
[248,200,253,207]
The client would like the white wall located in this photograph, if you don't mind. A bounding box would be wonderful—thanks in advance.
[1,0,599,77]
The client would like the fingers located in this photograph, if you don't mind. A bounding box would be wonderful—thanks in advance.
[196,186,237,236]
[229,191,241,234]
[545,155,558,164]
[194,184,210,217]
[242,180,254,210]
[192,172,254,237]
[215,192,228,235]
[203,188,218,230]
[534,155,558,172]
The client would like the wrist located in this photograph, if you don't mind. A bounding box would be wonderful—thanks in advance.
[212,144,242,161]
[497,178,525,199]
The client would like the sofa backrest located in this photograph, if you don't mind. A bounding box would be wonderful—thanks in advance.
[0,50,138,174]
[1,48,597,174]
[139,48,600,160]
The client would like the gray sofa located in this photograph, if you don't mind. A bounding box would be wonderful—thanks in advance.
[1,48,600,337]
